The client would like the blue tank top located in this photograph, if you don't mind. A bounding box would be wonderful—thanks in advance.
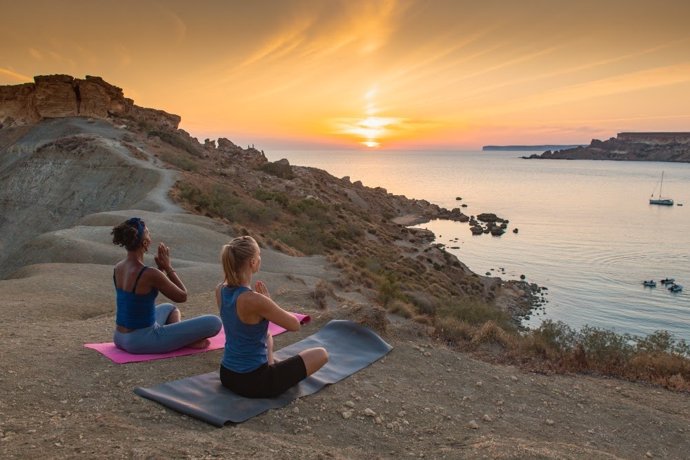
[114,266,158,329]
[220,285,268,373]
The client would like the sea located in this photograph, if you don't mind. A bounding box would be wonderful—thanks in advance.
[265,149,690,343]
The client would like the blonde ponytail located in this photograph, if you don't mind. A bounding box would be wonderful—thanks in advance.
[221,236,258,286]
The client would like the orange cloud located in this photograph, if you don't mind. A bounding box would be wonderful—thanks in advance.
[0,68,31,82]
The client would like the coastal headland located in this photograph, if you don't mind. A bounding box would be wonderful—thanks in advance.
[482,145,586,151]
[523,132,690,162]
[1,75,689,458]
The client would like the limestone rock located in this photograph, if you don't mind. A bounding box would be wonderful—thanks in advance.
[0,74,180,131]
[34,74,78,118]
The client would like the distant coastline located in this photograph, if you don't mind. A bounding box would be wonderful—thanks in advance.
[522,132,690,163]
[482,145,586,151]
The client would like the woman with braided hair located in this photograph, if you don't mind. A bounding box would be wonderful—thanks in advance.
[111,217,221,353]
[217,235,328,398]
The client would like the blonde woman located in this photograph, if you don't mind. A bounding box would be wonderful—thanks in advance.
[217,236,328,398]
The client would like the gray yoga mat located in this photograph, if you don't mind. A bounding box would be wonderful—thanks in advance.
[134,320,392,425]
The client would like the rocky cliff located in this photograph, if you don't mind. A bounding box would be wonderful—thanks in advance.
[0,74,532,320]
[0,74,180,131]
[524,134,690,162]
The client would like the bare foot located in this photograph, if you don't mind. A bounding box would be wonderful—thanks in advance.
[187,338,211,349]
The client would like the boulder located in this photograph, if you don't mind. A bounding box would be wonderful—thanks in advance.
[490,227,505,236]
[34,74,78,118]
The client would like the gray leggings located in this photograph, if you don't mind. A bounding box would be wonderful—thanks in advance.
[113,303,222,354]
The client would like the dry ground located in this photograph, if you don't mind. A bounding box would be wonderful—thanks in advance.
[1,210,689,459]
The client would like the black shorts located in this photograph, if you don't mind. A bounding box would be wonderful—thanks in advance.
[220,354,307,398]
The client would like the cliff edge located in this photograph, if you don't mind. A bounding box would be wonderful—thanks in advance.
[0,74,180,131]
[524,132,690,163]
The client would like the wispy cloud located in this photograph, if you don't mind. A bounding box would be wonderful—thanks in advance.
[0,68,31,82]
[489,62,690,117]
[222,0,403,80]
[457,38,690,103]
[28,48,44,60]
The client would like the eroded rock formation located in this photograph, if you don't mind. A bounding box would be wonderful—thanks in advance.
[0,74,180,131]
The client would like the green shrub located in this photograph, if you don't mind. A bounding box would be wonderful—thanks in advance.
[158,150,199,171]
[378,272,400,307]
[579,326,634,370]
[177,182,278,226]
[288,198,332,225]
[149,130,203,157]
[260,160,294,179]
[437,297,513,329]
[530,320,578,354]
[635,330,690,355]
[253,190,289,208]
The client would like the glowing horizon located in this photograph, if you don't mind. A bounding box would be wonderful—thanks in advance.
[2,1,690,150]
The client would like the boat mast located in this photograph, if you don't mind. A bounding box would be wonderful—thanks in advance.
[660,171,664,198]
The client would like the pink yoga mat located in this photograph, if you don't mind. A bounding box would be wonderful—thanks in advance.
[84,313,310,364]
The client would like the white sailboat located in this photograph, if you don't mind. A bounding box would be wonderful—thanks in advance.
[649,171,674,206]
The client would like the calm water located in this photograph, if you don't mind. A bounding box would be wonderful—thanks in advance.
[267,149,690,342]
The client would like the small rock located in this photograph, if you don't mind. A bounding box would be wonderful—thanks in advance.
[546,419,555,426]
[646,452,653,458]
[363,408,377,417]
[467,420,479,430]
[292,406,300,414]
[341,410,353,419]
[482,414,493,422]
[475,381,483,387]
[345,401,355,408]
[510,376,518,381]
[374,416,383,425]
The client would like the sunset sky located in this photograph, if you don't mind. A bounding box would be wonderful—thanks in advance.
[2,0,690,149]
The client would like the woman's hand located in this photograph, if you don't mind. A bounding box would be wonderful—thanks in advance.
[155,243,172,272]
[254,280,270,298]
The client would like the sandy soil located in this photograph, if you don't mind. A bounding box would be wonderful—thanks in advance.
[1,120,689,459]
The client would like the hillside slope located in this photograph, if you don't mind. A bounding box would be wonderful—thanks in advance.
[1,80,688,458]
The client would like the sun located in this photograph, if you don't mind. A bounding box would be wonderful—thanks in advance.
[332,87,405,148]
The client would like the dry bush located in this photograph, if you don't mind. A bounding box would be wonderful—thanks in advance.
[517,320,576,361]
[387,299,415,319]
[667,373,688,391]
[626,352,690,388]
[332,302,388,334]
[412,314,434,326]
[313,280,334,310]
[512,322,690,391]
[266,238,301,256]
[471,321,515,349]
[435,316,475,345]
